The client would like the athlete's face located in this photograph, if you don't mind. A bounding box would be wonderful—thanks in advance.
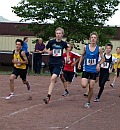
[16,42,22,50]
[90,34,98,44]
[116,48,120,54]
[105,46,112,54]
[66,44,72,51]
[55,30,63,40]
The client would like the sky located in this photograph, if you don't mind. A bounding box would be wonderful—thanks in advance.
[0,0,120,26]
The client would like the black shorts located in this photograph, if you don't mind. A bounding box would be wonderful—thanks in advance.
[12,67,27,81]
[63,70,75,82]
[49,65,62,77]
[82,71,97,80]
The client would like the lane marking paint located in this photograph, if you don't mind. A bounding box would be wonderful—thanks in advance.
[62,103,116,130]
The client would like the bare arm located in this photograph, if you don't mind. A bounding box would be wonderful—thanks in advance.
[98,47,105,65]
[44,48,52,55]
[20,51,28,64]
[78,46,86,69]
[96,47,105,72]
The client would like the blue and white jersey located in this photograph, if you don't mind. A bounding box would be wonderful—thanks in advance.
[83,44,99,73]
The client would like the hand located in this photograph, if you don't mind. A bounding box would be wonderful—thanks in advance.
[71,63,75,66]
[48,50,52,55]
[78,64,81,70]
[96,64,100,72]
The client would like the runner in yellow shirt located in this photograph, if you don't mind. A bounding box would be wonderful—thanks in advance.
[110,47,120,87]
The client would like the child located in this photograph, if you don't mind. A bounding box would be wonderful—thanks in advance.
[110,47,120,88]
[61,43,80,96]
[94,43,116,102]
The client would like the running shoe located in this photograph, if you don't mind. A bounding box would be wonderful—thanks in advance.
[6,93,14,100]
[43,97,50,104]
[94,98,99,102]
[27,83,31,91]
[62,91,69,96]
[84,102,90,108]
[110,83,114,88]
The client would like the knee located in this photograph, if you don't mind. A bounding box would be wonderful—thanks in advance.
[51,76,56,83]
[89,86,93,91]
[81,84,87,88]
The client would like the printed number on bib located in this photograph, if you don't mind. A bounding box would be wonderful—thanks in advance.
[101,62,109,69]
[53,49,62,57]
[87,59,96,65]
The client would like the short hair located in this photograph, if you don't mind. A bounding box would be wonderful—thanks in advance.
[66,43,74,51]
[55,27,64,34]
[23,37,28,41]
[15,39,24,46]
[116,47,120,50]
[90,31,99,43]
[105,43,113,50]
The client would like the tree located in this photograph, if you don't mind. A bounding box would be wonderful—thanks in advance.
[12,0,119,46]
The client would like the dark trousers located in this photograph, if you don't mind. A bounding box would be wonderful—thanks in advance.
[97,70,109,99]
[33,54,42,74]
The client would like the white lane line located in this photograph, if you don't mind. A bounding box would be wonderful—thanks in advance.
[2,95,75,118]
[62,103,116,130]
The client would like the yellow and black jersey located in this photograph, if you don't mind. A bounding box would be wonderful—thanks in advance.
[13,50,26,69]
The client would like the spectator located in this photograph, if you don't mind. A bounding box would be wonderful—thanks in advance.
[22,37,29,70]
[33,38,45,74]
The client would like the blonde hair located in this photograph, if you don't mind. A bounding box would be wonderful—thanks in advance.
[90,31,99,43]
[55,27,64,34]
[67,43,74,51]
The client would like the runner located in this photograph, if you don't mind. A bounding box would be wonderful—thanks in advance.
[110,47,120,88]
[94,43,116,102]
[43,27,67,104]
[61,43,80,96]
[6,39,31,100]
[78,31,104,108]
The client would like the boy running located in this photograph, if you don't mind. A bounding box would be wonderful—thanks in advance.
[78,31,104,108]
[61,43,80,96]
[110,47,120,88]
[6,39,31,100]
[94,43,116,102]
[43,27,67,104]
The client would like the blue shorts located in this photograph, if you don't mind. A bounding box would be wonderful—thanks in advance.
[49,65,62,77]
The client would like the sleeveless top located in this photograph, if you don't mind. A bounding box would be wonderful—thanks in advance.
[100,53,112,72]
[14,51,26,69]
[83,44,99,73]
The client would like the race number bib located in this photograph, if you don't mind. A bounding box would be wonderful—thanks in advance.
[101,62,109,69]
[87,59,96,66]
[53,49,62,57]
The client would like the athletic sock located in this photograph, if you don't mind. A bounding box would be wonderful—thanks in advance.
[47,94,51,100]
[65,89,68,93]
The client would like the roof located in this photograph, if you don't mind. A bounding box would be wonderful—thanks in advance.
[0,22,35,36]
[0,22,120,40]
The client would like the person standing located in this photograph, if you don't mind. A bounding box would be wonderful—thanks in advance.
[33,38,45,74]
[6,39,31,100]
[78,31,104,108]
[43,27,67,104]
[22,37,29,70]
[110,47,120,88]
[61,43,80,96]
[94,43,116,102]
